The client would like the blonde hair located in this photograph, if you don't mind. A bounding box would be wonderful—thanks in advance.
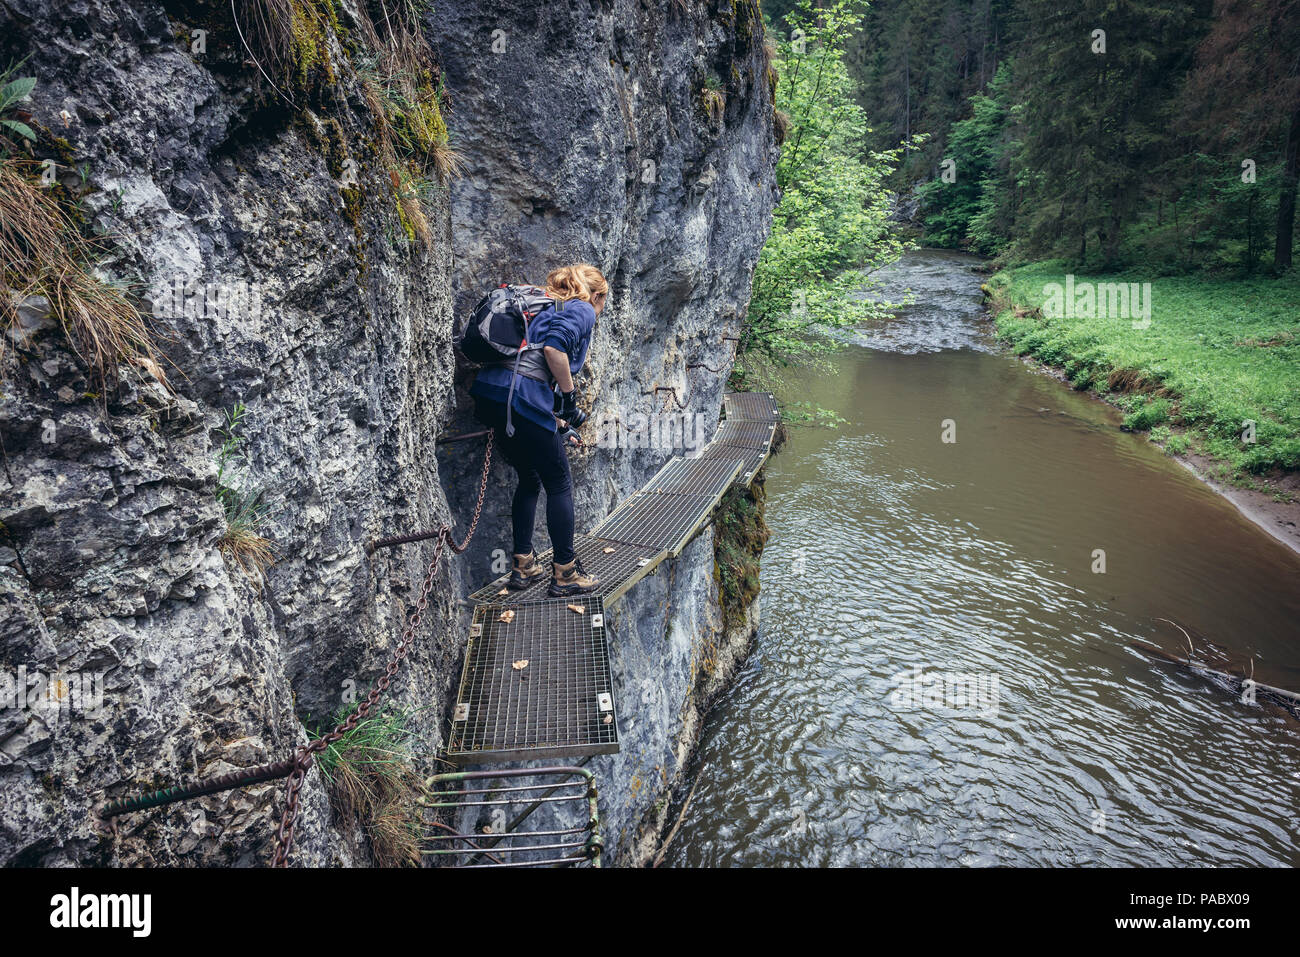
[544,263,608,305]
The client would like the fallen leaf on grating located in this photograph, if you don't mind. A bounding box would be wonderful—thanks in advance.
[567,604,585,615]
[603,714,613,724]
[602,547,615,554]
[497,587,509,595]
[498,610,515,623]
[512,659,529,671]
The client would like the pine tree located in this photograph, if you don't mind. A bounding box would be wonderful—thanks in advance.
[1008,0,1208,266]
[1181,0,1300,271]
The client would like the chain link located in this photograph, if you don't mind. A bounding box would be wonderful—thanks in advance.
[272,433,493,867]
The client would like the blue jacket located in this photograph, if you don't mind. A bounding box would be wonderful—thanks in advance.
[470,297,597,432]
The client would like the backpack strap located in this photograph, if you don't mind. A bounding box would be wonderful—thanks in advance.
[504,288,529,437]
[501,288,565,436]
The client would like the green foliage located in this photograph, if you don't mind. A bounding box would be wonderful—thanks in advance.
[360,56,452,170]
[743,0,910,366]
[713,483,770,631]
[1128,153,1284,274]
[888,0,1298,273]
[312,703,423,783]
[1122,398,1172,432]
[353,44,457,244]
[215,404,268,533]
[838,0,1020,186]
[311,703,427,868]
[0,64,36,148]
[1001,0,1207,269]
[992,264,1300,475]
[917,62,1012,252]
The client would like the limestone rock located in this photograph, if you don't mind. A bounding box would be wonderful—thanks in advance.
[0,0,774,866]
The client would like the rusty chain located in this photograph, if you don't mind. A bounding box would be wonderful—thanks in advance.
[272,431,494,866]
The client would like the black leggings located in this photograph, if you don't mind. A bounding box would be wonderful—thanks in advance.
[474,397,576,565]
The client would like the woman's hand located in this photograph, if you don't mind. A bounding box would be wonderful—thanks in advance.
[555,388,582,423]
[555,417,583,446]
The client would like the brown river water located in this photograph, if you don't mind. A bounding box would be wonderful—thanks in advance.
[664,249,1300,867]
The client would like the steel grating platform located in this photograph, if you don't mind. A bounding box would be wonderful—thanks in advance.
[592,490,715,555]
[696,440,771,483]
[712,419,779,448]
[447,595,617,762]
[469,535,665,606]
[723,391,779,422]
[643,455,744,498]
[445,392,779,765]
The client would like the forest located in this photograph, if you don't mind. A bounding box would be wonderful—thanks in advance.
[784,0,1298,272]
[749,0,1299,475]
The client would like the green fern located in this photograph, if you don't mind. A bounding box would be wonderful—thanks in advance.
[0,65,37,145]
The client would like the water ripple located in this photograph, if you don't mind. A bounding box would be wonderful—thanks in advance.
[666,251,1300,868]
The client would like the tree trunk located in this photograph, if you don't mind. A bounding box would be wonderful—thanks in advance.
[1275,107,1300,271]
[903,43,910,150]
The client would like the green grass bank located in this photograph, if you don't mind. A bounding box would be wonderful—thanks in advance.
[986,263,1300,487]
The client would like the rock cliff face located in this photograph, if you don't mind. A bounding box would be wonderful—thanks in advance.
[0,0,774,866]
[430,0,777,862]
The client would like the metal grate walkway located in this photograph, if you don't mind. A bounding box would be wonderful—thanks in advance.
[445,392,779,765]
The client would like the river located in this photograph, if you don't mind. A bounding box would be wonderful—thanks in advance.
[664,249,1300,867]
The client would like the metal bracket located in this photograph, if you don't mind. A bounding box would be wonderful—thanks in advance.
[453,703,469,721]
[597,693,613,712]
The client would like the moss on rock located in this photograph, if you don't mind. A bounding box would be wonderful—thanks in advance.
[713,476,770,632]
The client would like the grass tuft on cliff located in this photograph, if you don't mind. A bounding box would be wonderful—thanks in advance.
[215,404,276,581]
[0,155,159,397]
[700,73,726,123]
[312,704,426,868]
[238,0,458,249]
[350,3,459,243]
[237,0,340,98]
[988,263,1300,478]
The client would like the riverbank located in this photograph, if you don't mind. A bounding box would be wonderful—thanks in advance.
[985,263,1300,554]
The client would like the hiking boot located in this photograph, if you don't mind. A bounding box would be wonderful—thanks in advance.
[508,552,546,590]
[548,557,599,597]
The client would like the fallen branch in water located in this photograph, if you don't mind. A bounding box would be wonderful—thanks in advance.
[652,767,705,869]
[1130,638,1300,708]
[1154,616,1196,659]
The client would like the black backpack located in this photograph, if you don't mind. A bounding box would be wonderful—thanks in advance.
[456,283,565,435]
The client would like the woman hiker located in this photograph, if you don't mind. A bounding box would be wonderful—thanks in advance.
[470,263,607,597]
